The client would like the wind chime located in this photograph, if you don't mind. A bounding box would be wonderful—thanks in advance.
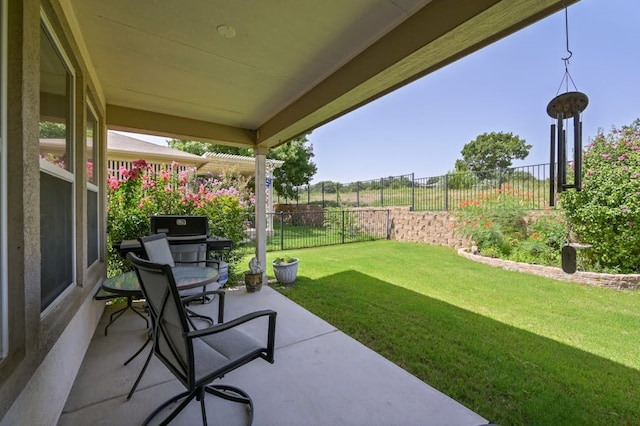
[547,3,588,207]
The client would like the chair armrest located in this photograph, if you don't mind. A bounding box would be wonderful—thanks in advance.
[186,309,277,362]
[181,289,225,323]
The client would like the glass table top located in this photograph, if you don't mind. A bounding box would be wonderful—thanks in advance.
[102,266,219,295]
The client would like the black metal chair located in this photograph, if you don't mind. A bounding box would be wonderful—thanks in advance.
[127,252,277,425]
[139,233,220,323]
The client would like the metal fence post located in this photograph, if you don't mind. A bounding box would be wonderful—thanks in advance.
[386,209,390,239]
[341,210,345,244]
[444,174,449,211]
[380,178,384,207]
[322,182,325,208]
[279,211,284,251]
[411,172,415,211]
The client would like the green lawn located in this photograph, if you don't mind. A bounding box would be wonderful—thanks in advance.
[265,241,640,426]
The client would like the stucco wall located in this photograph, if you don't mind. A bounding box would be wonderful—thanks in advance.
[1,1,108,423]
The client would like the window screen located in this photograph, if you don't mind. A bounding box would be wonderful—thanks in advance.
[39,20,75,311]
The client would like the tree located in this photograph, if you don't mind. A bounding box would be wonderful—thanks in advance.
[168,135,317,200]
[270,135,317,200]
[459,132,531,174]
[39,121,66,138]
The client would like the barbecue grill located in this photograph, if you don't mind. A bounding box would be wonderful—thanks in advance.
[150,215,228,285]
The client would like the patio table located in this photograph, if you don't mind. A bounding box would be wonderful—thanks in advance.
[99,266,219,335]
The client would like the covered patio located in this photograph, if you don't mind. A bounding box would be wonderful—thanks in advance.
[59,286,487,425]
[1,1,579,424]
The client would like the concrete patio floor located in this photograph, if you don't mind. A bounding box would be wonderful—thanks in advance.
[59,285,489,426]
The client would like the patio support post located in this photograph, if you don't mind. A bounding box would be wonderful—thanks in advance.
[255,147,268,283]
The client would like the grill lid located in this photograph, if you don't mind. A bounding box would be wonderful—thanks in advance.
[150,215,209,239]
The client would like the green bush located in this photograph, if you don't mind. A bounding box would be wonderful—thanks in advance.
[107,160,254,280]
[454,185,529,257]
[455,187,568,265]
[509,214,567,266]
[560,121,640,273]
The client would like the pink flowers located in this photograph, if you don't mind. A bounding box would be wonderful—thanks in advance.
[107,159,255,216]
[132,159,148,169]
[107,176,119,190]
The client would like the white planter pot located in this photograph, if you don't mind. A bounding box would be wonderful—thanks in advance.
[272,259,299,284]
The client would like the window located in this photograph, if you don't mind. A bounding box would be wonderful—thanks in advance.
[86,103,99,266]
[39,17,75,312]
[0,0,7,358]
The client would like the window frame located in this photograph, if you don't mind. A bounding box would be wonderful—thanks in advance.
[39,12,77,316]
[86,100,100,267]
[0,0,8,359]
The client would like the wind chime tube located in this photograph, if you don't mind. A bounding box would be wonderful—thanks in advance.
[574,114,582,191]
[550,124,556,206]
[557,114,565,192]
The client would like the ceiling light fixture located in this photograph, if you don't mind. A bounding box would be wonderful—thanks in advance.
[216,25,236,39]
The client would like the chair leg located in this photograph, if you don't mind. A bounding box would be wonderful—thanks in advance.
[198,387,208,426]
[124,331,151,366]
[126,341,154,400]
[142,389,197,426]
[205,384,254,424]
[142,385,254,426]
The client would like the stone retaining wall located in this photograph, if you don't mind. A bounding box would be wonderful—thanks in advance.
[385,207,469,248]
[458,248,640,290]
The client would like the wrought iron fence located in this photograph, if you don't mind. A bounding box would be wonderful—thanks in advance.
[283,163,552,211]
[265,209,390,251]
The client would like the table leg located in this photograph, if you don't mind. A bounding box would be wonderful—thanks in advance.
[103,296,148,336]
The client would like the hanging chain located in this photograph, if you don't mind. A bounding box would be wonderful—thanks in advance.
[555,1,578,95]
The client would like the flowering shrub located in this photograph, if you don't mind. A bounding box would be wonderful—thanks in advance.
[107,160,254,280]
[508,213,567,266]
[454,185,569,266]
[454,185,529,257]
[560,122,640,273]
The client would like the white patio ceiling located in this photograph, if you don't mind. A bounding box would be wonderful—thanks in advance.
[68,0,577,149]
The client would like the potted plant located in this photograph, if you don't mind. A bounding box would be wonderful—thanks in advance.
[272,256,299,285]
[244,257,264,293]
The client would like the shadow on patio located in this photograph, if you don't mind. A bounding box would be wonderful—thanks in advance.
[59,285,487,426]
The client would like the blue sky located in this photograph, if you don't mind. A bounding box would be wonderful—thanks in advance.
[125,0,639,184]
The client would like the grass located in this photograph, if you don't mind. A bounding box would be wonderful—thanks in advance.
[264,241,640,425]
